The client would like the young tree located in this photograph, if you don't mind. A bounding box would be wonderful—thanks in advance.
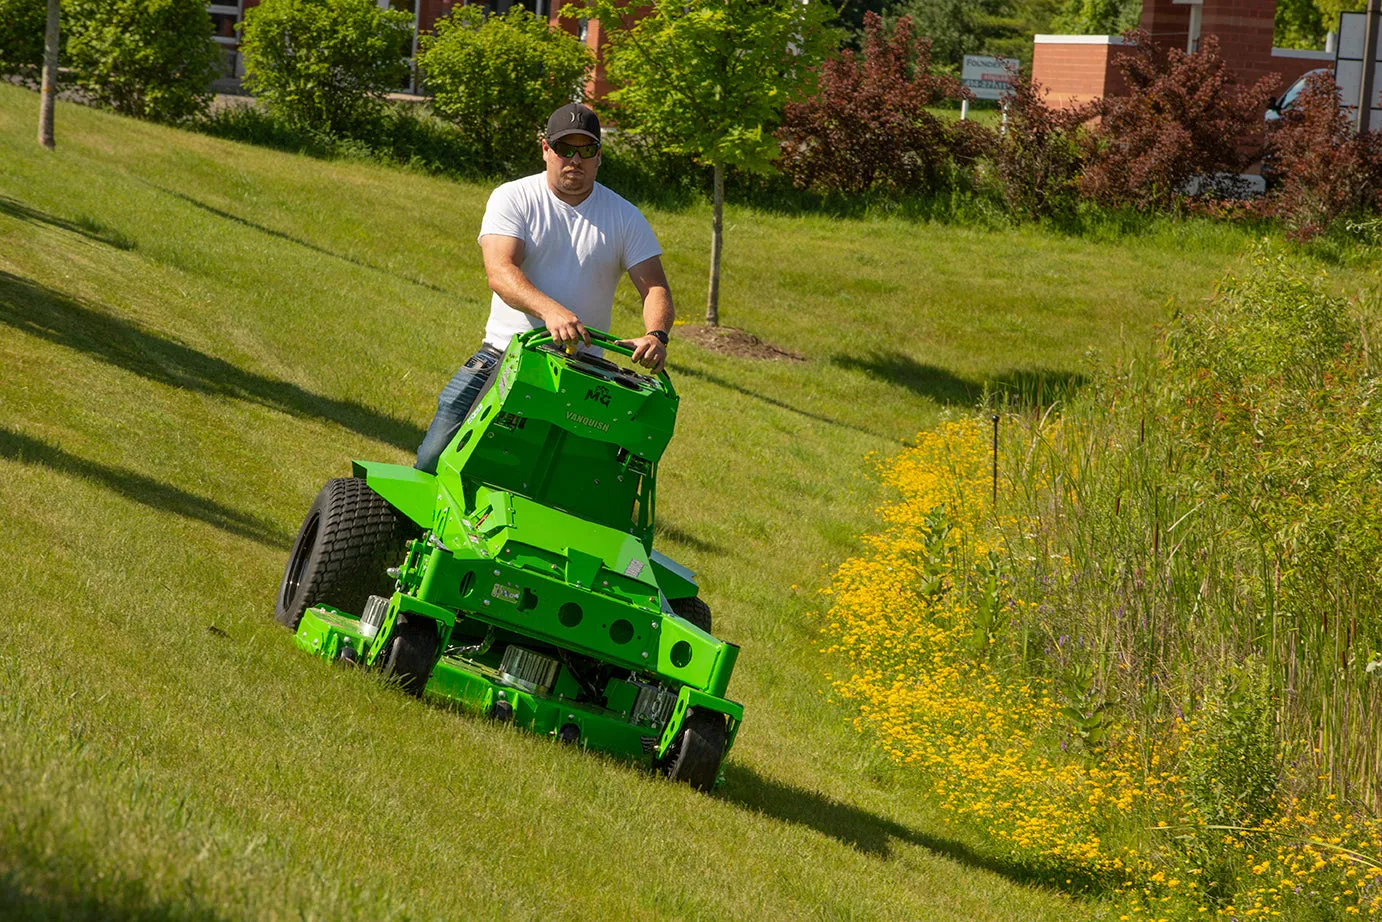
[37,0,57,149]
[577,0,838,327]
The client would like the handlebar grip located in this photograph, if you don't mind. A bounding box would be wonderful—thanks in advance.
[524,327,634,356]
[519,328,674,390]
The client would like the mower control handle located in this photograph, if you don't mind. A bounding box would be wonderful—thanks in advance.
[520,328,674,391]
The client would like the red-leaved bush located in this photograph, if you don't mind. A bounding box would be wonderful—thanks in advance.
[988,75,1093,219]
[1265,71,1382,239]
[776,12,978,196]
[1080,32,1278,210]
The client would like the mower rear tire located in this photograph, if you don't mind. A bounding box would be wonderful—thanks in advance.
[664,708,726,792]
[275,478,418,631]
[382,617,438,696]
[670,596,712,633]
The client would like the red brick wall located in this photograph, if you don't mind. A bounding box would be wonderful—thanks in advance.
[1270,53,1334,87]
[1031,41,1134,108]
[1201,0,1279,88]
[418,0,459,34]
[1140,0,1193,51]
[1037,2,1335,110]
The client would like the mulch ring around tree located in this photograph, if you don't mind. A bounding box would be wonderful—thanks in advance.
[675,325,806,361]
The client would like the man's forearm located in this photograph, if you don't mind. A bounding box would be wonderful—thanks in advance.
[488,262,569,323]
[642,286,674,334]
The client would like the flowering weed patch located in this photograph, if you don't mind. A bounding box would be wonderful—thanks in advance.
[822,247,1382,918]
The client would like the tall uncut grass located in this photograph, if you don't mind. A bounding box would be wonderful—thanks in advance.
[822,244,1382,919]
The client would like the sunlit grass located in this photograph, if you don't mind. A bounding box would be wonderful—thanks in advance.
[0,80,1361,920]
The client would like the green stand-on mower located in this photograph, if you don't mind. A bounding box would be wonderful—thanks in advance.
[274,329,741,790]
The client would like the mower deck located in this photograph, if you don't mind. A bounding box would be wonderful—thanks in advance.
[297,603,742,762]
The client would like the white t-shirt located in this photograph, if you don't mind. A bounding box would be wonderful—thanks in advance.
[478,173,663,350]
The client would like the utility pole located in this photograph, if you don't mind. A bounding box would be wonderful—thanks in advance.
[37,0,58,150]
[1359,0,1380,135]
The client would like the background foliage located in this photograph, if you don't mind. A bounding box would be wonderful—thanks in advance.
[1266,71,1382,238]
[778,13,981,196]
[63,0,223,123]
[239,0,412,136]
[986,74,1091,218]
[1080,33,1279,209]
[417,5,592,175]
[0,0,46,77]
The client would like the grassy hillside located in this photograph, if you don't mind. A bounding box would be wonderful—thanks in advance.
[0,81,1272,921]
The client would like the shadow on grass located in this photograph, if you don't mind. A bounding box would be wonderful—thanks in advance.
[0,270,425,453]
[831,351,1088,410]
[720,763,1106,895]
[654,522,723,555]
[141,183,456,298]
[0,868,230,922]
[672,364,902,444]
[0,427,287,546]
[0,195,136,250]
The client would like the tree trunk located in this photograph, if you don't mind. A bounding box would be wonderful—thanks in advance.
[705,160,723,327]
[38,0,59,150]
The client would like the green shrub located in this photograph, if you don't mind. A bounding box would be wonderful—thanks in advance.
[64,0,223,123]
[417,5,592,174]
[986,74,1091,220]
[1183,660,1280,828]
[0,0,46,78]
[1165,246,1350,387]
[239,0,413,136]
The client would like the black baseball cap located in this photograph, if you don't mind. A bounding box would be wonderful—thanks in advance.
[546,103,601,144]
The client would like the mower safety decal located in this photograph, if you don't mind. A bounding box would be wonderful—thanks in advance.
[491,583,521,604]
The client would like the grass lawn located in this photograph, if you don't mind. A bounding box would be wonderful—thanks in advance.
[0,81,1281,921]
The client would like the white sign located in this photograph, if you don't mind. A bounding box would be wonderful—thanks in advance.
[1335,11,1382,131]
[962,55,1020,101]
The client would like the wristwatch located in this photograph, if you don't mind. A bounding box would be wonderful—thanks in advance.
[646,329,670,345]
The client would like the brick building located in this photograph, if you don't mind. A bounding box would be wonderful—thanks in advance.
[1031,0,1333,109]
[209,0,612,97]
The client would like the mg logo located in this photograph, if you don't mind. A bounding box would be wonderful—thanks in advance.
[585,384,611,406]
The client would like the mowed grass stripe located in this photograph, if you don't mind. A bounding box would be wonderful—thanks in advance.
[0,81,1280,921]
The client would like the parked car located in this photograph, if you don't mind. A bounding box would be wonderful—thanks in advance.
[1265,67,1333,124]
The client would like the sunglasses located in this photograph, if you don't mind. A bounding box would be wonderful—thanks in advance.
[551,139,601,160]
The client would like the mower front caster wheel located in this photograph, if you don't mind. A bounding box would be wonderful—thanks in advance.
[664,709,727,792]
[382,618,438,697]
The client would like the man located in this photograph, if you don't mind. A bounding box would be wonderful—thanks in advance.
[415,102,675,475]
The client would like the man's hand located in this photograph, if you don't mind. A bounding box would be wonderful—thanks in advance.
[618,333,667,373]
[542,305,591,350]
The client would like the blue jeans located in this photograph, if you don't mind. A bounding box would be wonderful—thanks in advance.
[414,346,502,475]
